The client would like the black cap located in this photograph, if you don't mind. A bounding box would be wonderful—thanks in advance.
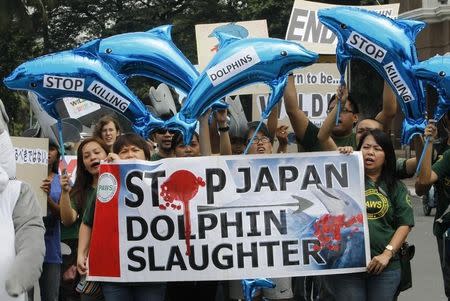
[245,121,272,143]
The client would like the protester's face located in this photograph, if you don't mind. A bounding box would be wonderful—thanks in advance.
[230,137,246,155]
[356,119,383,144]
[328,99,358,136]
[101,121,120,147]
[82,142,107,176]
[48,146,59,166]
[361,134,385,176]
[175,135,201,157]
[153,129,174,152]
[246,130,273,155]
[118,144,146,160]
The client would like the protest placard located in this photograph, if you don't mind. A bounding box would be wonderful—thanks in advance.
[285,0,399,55]
[88,152,370,282]
[11,136,48,215]
[195,20,270,95]
[252,63,341,128]
[63,97,101,119]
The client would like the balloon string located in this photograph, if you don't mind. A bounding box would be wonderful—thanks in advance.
[335,77,346,126]
[244,119,264,155]
[416,119,436,175]
[416,136,429,175]
[335,98,341,126]
[57,119,67,172]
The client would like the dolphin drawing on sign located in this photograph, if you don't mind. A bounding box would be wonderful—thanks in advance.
[99,25,199,95]
[318,7,427,143]
[166,32,318,144]
[311,184,362,217]
[209,23,249,52]
[412,54,450,122]
[3,39,163,137]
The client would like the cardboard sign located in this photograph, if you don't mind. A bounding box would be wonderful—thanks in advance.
[285,0,399,54]
[252,63,341,128]
[11,136,48,215]
[63,98,101,119]
[195,20,270,95]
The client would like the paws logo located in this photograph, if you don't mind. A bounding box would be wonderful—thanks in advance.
[97,173,117,203]
[365,188,389,219]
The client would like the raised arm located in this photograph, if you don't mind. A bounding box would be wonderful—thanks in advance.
[60,174,78,226]
[415,124,439,196]
[267,102,278,139]
[215,109,232,155]
[284,75,309,141]
[199,109,212,156]
[276,125,289,153]
[317,85,348,151]
[375,81,397,131]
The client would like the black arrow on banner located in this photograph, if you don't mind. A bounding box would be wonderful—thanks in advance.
[196,195,313,213]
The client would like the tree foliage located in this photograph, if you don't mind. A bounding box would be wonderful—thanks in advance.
[1,0,384,134]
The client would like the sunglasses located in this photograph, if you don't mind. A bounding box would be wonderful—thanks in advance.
[154,128,176,135]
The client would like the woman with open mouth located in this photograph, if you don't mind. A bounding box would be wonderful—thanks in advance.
[79,133,166,301]
[60,137,109,301]
[329,129,415,301]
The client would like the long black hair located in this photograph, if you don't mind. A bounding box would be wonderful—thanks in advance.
[70,137,109,210]
[357,129,398,195]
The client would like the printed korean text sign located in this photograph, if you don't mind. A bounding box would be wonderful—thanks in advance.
[88,152,370,282]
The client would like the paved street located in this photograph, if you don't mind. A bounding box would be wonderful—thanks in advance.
[398,177,447,301]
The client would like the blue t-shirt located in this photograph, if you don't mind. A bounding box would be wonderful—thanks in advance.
[44,174,62,264]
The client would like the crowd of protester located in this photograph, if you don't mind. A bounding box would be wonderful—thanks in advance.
[3,76,449,301]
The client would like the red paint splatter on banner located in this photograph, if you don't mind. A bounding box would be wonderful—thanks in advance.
[159,170,205,256]
[313,213,363,252]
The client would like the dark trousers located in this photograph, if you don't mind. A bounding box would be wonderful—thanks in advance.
[437,235,450,300]
[166,281,218,301]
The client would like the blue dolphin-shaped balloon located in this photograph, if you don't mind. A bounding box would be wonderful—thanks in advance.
[3,40,163,137]
[98,25,199,95]
[413,55,450,122]
[166,32,318,144]
[242,278,275,301]
[318,6,427,144]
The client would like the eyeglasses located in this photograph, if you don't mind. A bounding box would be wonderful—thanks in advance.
[326,107,354,114]
[356,127,375,134]
[154,128,176,135]
[247,136,271,144]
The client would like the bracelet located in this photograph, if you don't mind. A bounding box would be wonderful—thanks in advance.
[218,126,230,132]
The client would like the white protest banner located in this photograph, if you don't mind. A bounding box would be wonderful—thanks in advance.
[87,152,370,282]
[285,0,399,54]
[63,97,101,119]
[11,136,48,215]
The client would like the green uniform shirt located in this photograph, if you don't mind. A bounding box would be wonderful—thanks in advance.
[332,132,357,148]
[365,179,414,270]
[300,121,357,150]
[81,187,98,227]
[395,158,409,179]
[61,197,82,240]
[151,152,164,161]
[297,121,322,152]
[431,149,450,237]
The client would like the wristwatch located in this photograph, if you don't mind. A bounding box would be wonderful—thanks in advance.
[385,244,395,256]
